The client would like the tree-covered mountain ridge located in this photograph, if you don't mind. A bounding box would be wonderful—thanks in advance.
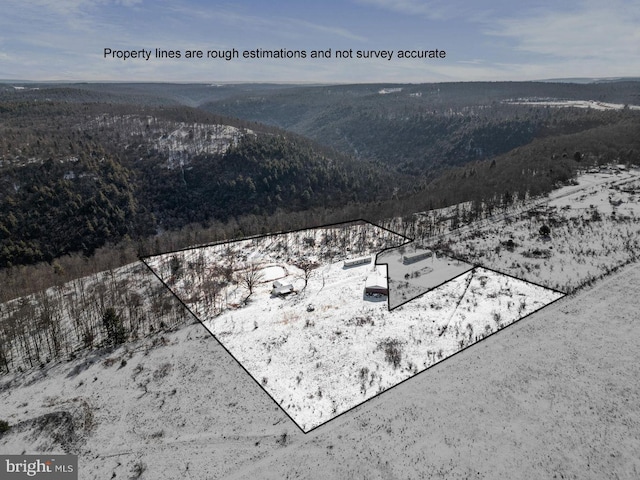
[0,101,405,269]
[201,80,640,175]
[1,80,640,274]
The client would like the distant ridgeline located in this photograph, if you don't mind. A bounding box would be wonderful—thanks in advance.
[202,81,640,175]
[1,81,639,270]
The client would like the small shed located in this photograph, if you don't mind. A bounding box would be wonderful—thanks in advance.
[344,256,371,268]
[272,284,294,296]
[609,196,624,206]
[402,250,433,264]
[365,273,388,296]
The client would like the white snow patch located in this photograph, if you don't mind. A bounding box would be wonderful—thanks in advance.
[145,223,562,431]
[503,99,640,110]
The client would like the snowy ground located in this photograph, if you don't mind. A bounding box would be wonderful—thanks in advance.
[378,245,473,309]
[86,114,252,168]
[2,260,639,479]
[144,166,640,431]
[145,223,562,431]
[437,171,640,292]
[503,99,640,110]
[2,169,639,477]
[206,266,561,431]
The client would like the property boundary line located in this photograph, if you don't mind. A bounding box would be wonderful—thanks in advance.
[141,218,566,433]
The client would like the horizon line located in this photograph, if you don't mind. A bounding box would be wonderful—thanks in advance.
[2,76,640,86]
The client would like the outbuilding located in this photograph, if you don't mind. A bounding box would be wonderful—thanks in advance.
[365,272,388,296]
[272,284,294,296]
[402,250,433,264]
[344,256,371,268]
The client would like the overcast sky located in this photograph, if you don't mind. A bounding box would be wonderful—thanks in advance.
[1,0,639,82]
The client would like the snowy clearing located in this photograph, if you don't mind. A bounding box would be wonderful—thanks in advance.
[2,261,640,479]
[145,222,562,431]
[439,171,640,292]
[503,99,640,110]
[85,114,253,168]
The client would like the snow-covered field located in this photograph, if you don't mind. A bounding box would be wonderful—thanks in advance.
[206,266,561,431]
[145,223,562,431]
[2,259,639,479]
[440,171,640,292]
[2,173,640,477]
[142,167,640,430]
[503,99,640,110]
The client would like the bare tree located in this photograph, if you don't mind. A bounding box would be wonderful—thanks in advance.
[202,278,223,315]
[239,262,264,300]
[295,258,319,292]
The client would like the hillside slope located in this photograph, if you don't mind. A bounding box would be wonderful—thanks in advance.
[202,81,640,175]
[1,258,639,479]
[0,101,403,268]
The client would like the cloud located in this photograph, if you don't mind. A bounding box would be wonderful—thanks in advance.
[164,4,367,43]
[293,19,367,43]
[0,0,143,35]
[353,0,452,20]
[4,0,142,17]
[487,2,640,63]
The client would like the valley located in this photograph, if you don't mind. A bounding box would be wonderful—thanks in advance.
[1,79,640,478]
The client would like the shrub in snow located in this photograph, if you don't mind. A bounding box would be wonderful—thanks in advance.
[0,419,10,436]
[376,338,404,369]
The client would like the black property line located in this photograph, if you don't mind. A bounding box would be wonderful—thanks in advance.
[138,256,307,435]
[303,290,567,435]
[142,218,410,260]
[141,218,567,434]
[393,265,475,312]
[472,264,568,295]
[377,257,475,312]
[138,218,409,433]
[142,218,412,313]
[372,226,482,312]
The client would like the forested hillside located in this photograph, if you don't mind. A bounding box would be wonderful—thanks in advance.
[0,101,403,268]
[1,80,639,287]
[202,81,640,175]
